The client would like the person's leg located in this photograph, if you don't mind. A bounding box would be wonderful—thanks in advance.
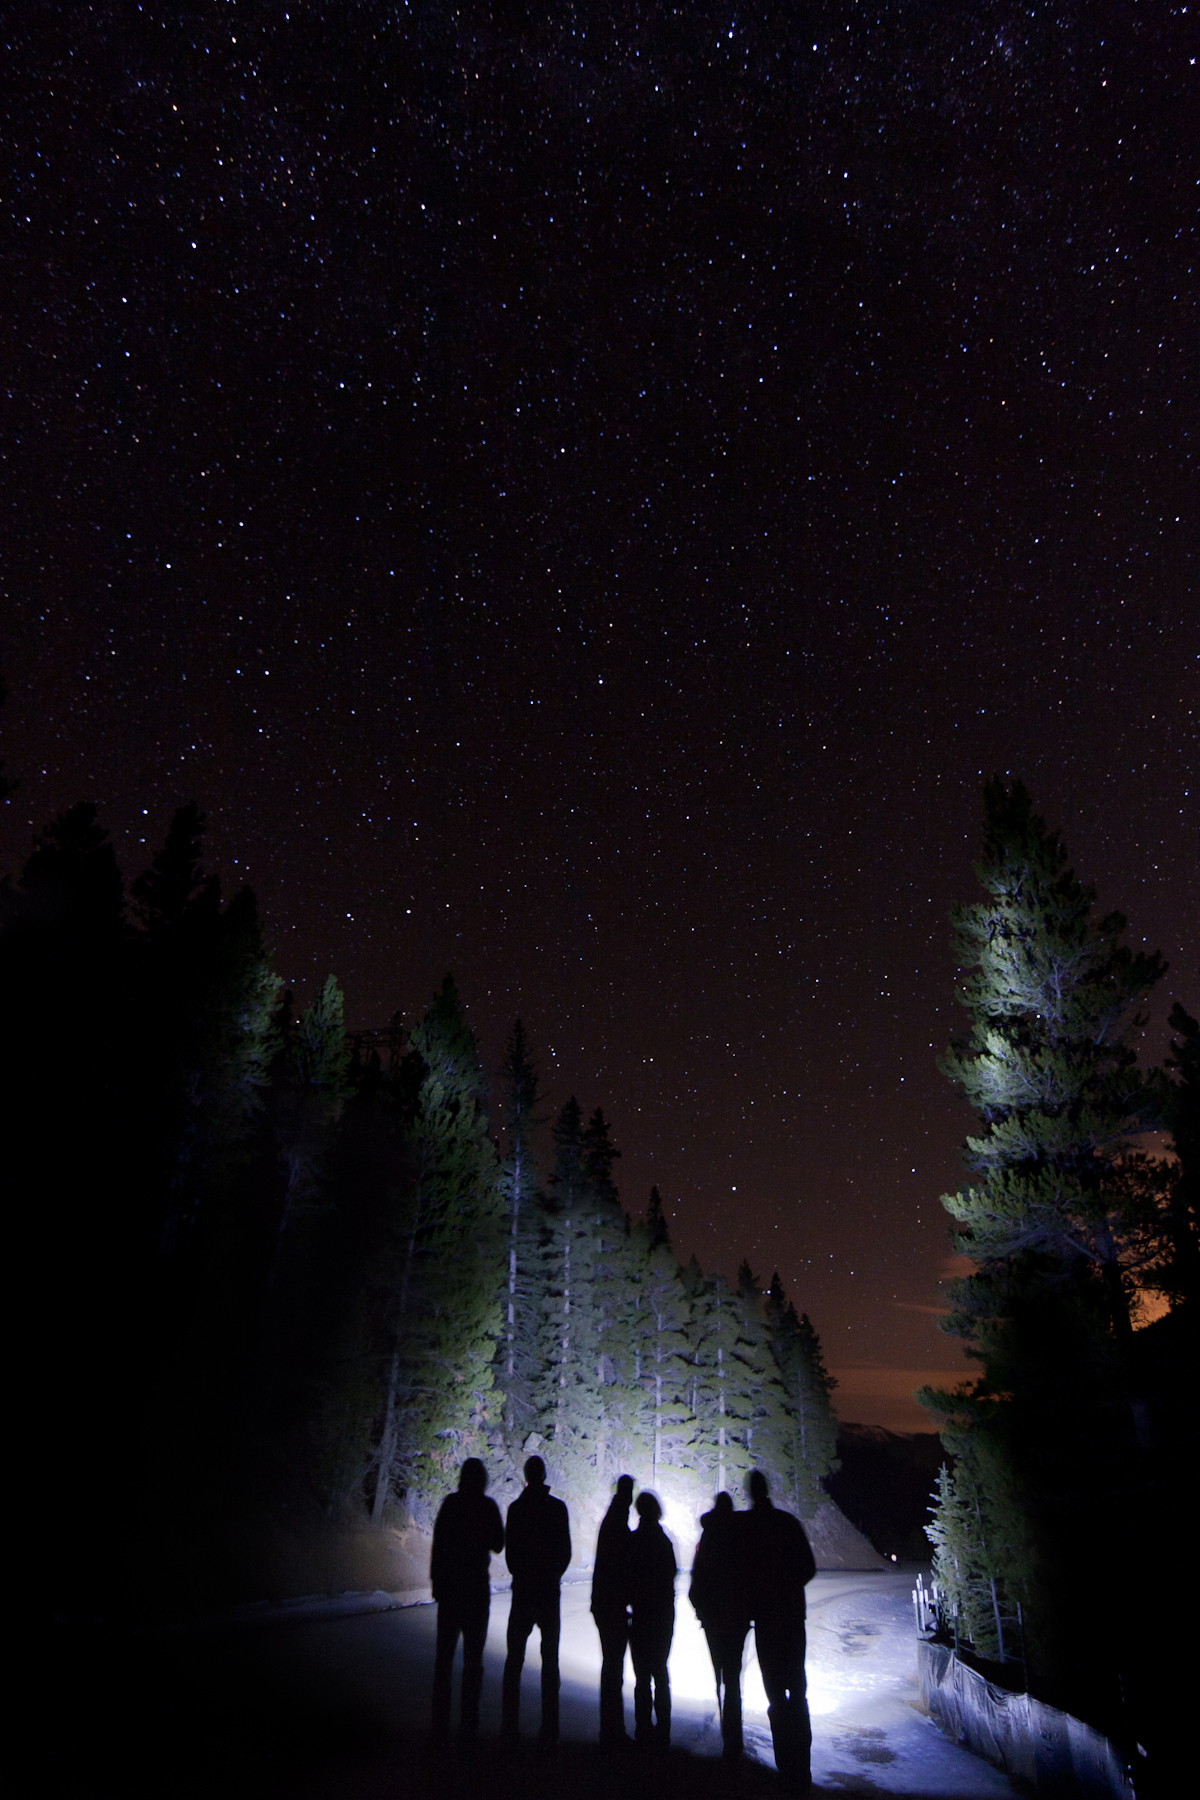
[714,1628,747,1755]
[597,1610,629,1744]
[653,1637,672,1747]
[756,1623,810,1790]
[459,1592,490,1739]
[431,1601,462,1740]
[501,1593,535,1741]
[538,1592,562,1743]
[630,1625,653,1744]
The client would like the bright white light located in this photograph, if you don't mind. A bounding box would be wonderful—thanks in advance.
[556,1584,840,1719]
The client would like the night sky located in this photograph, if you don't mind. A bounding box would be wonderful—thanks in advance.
[3,4,1196,1429]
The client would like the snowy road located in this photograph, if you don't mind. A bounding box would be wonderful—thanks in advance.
[213,1569,1020,1798]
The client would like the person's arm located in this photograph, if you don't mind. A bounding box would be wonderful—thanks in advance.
[488,1497,505,1556]
[793,1518,817,1588]
[555,1501,572,1580]
[504,1499,523,1580]
[430,1497,450,1600]
[689,1531,709,1615]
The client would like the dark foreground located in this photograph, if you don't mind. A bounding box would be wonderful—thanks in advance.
[50,1629,776,1800]
[48,1574,1019,1799]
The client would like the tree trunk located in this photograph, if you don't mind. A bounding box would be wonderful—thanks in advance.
[371,1349,401,1523]
[555,1223,570,1438]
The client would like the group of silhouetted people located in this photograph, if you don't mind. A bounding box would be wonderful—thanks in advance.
[429,1454,815,1792]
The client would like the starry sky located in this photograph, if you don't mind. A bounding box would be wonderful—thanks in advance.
[3,3,1196,1429]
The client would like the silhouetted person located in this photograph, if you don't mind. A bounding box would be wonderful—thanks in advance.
[430,1458,505,1741]
[501,1456,572,1745]
[743,1470,816,1793]
[690,1490,750,1760]
[591,1474,635,1747]
[627,1490,676,1751]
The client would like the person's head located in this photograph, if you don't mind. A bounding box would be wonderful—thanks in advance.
[459,1457,487,1494]
[615,1474,634,1503]
[635,1490,662,1524]
[747,1469,770,1505]
[712,1490,734,1519]
[524,1455,547,1488]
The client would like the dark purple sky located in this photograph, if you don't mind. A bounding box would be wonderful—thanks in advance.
[4,4,1195,1428]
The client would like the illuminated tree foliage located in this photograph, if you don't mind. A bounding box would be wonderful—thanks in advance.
[268,974,351,1303]
[634,1209,696,1487]
[7,793,840,1611]
[494,1021,543,1455]
[922,779,1178,1720]
[765,1274,840,1519]
[367,976,504,1519]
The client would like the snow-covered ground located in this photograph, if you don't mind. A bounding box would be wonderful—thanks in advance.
[255,1568,1020,1797]
[528,1571,1021,1795]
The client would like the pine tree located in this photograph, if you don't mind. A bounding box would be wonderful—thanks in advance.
[370,976,503,1521]
[1151,1005,1200,1308]
[132,804,279,1256]
[268,974,350,1302]
[925,1461,1009,1660]
[538,1096,600,1489]
[495,1021,543,1451]
[923,779,1167,1709]
[937,778,1165,1344]
[733,1262,790,1477]
[633,1202,694,1490]
[583,1109,635,1482]
[687,1268,754,1495]
[765,1274,839,1518]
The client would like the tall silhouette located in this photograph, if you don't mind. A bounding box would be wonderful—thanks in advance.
[743,1469,816,1793]
[430,1458,505,1741]
[501,1455,572,1745]
[627,1490,676,1751]
[690,1490,750,1760]
[591,1473,635,1747]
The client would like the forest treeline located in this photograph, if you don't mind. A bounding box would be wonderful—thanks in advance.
[918,781,1198,1754]
[3,800,837,1618]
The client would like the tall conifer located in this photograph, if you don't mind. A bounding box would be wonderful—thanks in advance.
[495,1020,543,1451]
[369,976,502,1521]
[923,779,1167,1710]
[765,1273,839,1517]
